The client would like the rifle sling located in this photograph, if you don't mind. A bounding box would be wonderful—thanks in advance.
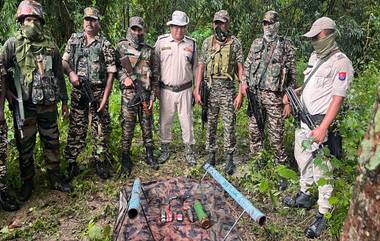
[257,39,279,88]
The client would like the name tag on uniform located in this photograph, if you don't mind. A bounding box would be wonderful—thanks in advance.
[161,46,171,51]
[338,72,347,81]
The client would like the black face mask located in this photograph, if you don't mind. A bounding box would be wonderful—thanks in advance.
[214,26,228,42]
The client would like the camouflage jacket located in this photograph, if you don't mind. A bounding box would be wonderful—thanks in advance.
[1,37,68,104]
[244,36,296,92]
[116,39,158,97]
[62,32,117,86]
[199,35,243,84]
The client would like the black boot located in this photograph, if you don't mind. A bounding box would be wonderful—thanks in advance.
[67,161,80,180]
[120,151,133,177]
[47,170,72,193]
[224,154,235,175]
[19,178,33,202]
[146,146,158,170]
[304,212,327,239]
[158,143,170,164]
[0,190,19,211]
[207,152,216,166]
[283,191,314,209]
[95,161,111,180]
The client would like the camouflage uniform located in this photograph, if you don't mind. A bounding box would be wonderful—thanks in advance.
[244,11,296,162]
[62,29,116,165]
[116,17,159,172]
[199,35,243,156]
[1,29,68,181]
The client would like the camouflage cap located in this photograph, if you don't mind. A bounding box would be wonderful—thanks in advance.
[83,7,100,20]
[262,10,279,24]
[129,16,145,29]
[213,10,230,23]
[16,0,44,22]
[303,17,336,38]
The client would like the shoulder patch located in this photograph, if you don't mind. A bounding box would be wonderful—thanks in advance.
[338,72,347,81]
[158,34,170,40]
[184,35,195,42]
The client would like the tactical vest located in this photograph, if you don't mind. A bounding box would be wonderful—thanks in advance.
[206,36,234,81]
[248,37,286,92]
[118,40,152,90]
[14,40,59,105]
[70,33,106,85]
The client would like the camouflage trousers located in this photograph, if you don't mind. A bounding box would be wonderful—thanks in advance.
[0,121,7,191]
[248,90,287,162]
[15,101,61,180]
[64,87,111,164]
[206,79,236,155]
[120,89,153,152]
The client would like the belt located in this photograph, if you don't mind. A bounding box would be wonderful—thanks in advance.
[160,81,192,92]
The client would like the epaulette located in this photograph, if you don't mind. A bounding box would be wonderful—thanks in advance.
[157,34,170,40]
[184,35,196,42]
[335,52,346,61]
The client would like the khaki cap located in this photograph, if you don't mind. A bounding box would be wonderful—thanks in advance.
[166,10,189,26]
[262,10,279,24]
[84,7,100,20]
[213,10,230,23]
[129,16,145,29]
[303,17,336,38]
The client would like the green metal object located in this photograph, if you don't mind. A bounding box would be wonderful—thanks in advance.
[194,200,211,229]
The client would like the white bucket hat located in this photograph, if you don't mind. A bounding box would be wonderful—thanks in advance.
[166,10,189,26]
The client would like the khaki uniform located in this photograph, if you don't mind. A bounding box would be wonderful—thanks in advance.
[199,35,243,155]
[295,51,353,214]
[153,34,196,145]
[62,32,116,164]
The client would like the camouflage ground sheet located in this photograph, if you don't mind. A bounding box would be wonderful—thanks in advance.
[113,177,243,241]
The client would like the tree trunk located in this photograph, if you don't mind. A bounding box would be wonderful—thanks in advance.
[341,85,380,241]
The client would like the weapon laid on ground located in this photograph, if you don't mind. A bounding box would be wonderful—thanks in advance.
[246,88,265,141]
[285,87,317,130]
[203,163,266,226]
[194,200,211,229]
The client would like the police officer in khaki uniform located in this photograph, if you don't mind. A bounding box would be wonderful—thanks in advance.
[283,17,353,238]
[116,16,159,175]
[194,10,244,175]
[62,7,116,180]
[153,11,197,165]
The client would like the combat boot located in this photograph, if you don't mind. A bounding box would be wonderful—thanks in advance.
[185,144,196,166]
[304,212,327,239]
[19,178,33,202]
[146,146,158,170]
[47,170,72,193]
[120,151,133,176]
[67,161,80,180]
[224,154,235,175]
[207,152,216,166]
[283,191,314,209]
[158,143,170,164]
[95,161,111,180]
[0,190,19,211]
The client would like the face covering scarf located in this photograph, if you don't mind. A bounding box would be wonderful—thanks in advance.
[311,32,338,59]
[263,22,280,42]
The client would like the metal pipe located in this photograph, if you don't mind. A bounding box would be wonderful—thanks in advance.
[127,178,141,219]
[203,163,266,225]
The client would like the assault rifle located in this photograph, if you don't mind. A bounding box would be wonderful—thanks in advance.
[200,79,209,129]
[285,87,317,130]
[246,88,265,141]
[78,75,98,110]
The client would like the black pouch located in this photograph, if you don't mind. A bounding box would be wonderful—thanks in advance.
[326,130,343,160]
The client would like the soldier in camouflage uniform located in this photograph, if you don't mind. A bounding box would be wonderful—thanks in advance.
[0,56,19,211]
[62,7,117,180]
[1,0,71,202]
[116,17,159,175]
[194,10,244,175]
[243,11,296,165]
